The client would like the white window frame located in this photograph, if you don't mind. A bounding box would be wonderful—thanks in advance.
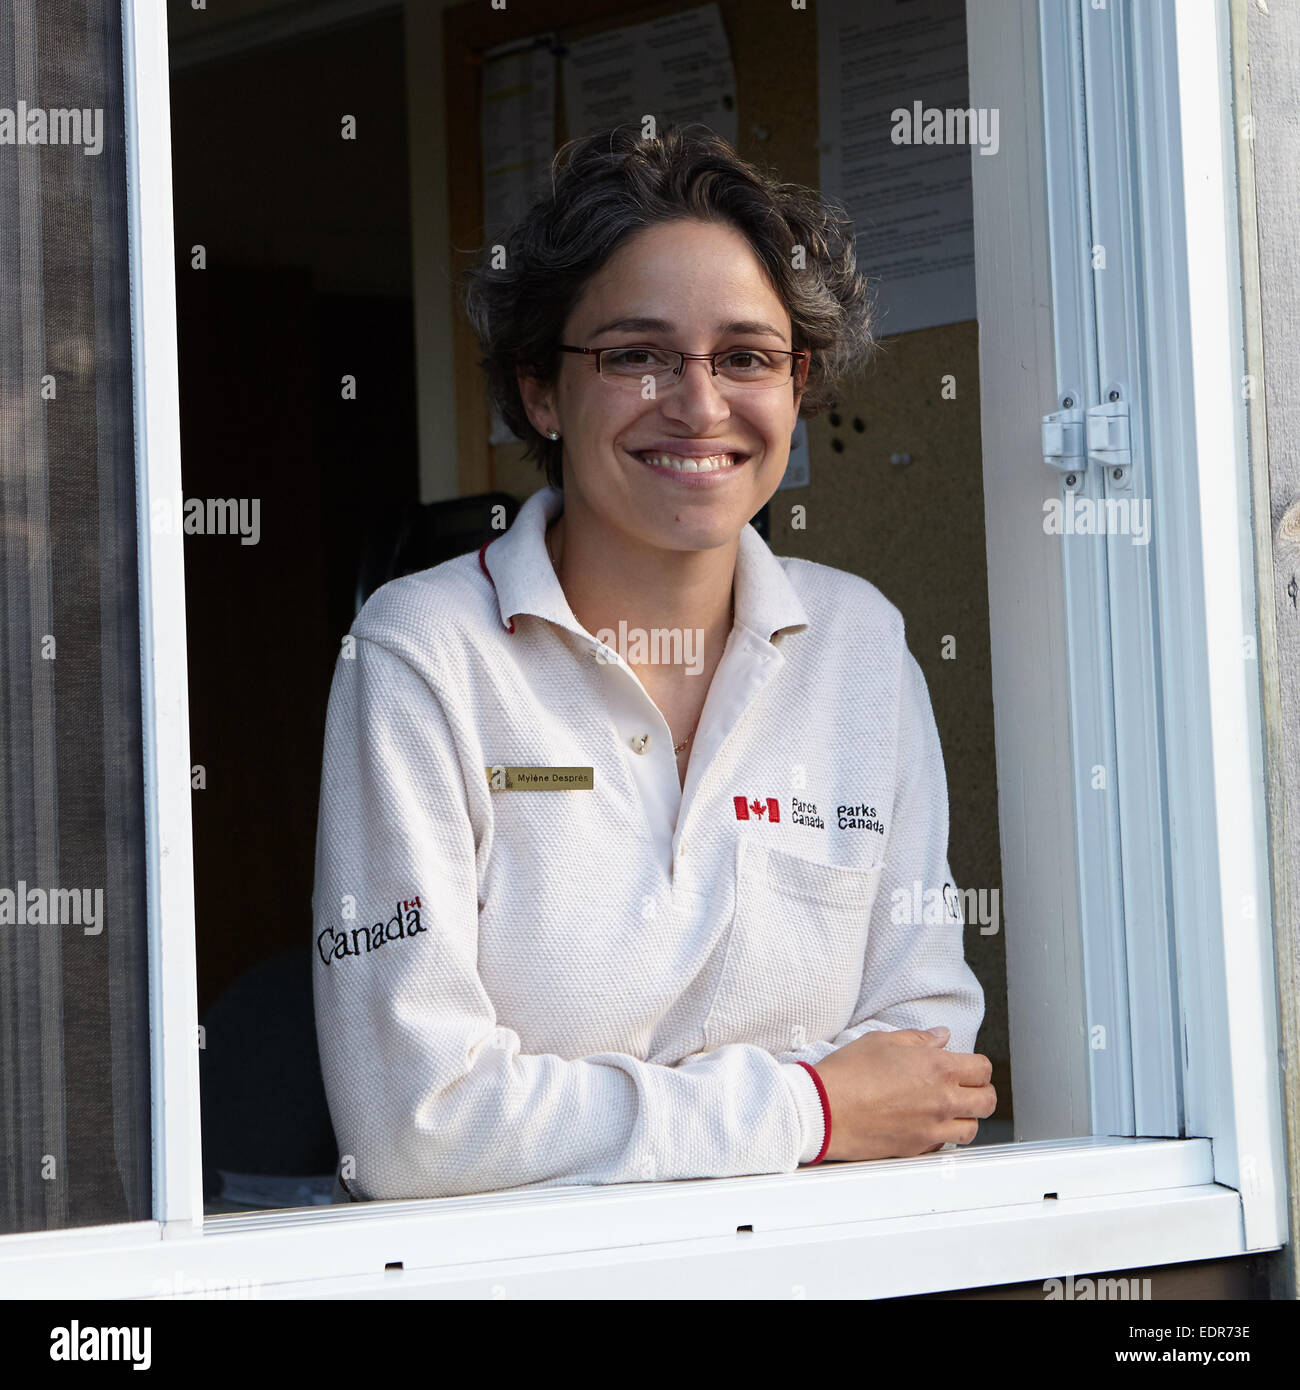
[0,0,1284,1297]
[1041,0,1184,1141]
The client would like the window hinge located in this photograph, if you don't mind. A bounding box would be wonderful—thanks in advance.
[1043,398,1132,487]
[1042,404,1085,483]
[1086,398,1131,485]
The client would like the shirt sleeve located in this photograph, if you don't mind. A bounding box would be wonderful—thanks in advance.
[769,646,986,1071]
[311,635,827,1201]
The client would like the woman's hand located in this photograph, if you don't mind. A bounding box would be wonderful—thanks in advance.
[811,1026,996,1161]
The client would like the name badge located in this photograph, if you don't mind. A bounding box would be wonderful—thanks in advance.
[486,765,594,790]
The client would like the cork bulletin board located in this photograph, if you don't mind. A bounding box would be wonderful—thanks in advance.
[442,0,1008,1112]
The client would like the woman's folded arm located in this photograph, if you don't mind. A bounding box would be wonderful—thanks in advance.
[771,648,986,1073]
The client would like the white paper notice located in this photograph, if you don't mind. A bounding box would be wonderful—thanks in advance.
[480,36,558,444]
[481,35,557,246]
[817,0,978,337]
[561,3,737,150]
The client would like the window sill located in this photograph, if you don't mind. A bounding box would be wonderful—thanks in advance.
[0,1137,1257,1298]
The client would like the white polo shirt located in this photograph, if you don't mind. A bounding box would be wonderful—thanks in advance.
[311,483,984,1201]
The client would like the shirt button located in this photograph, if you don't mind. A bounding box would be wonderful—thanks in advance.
[631,733,650,754]
[790,1025,807,1048]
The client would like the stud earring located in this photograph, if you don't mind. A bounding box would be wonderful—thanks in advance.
[547,430,560,440]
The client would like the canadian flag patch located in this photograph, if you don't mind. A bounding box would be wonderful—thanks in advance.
[734,795,780,822]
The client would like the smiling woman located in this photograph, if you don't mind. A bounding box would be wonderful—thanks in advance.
[462,124,871,493]
[309,123,992,1202]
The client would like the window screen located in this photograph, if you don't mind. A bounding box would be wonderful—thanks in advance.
[0,0,151,1233]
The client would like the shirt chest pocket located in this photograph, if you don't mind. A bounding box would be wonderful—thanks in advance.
[700,840,884,1053]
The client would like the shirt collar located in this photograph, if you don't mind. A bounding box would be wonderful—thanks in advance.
[478,484,809,644]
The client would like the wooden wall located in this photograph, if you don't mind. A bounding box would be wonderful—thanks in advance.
[1239,0,1300,1303]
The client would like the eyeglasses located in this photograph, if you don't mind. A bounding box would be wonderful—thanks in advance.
[556,344,810,391]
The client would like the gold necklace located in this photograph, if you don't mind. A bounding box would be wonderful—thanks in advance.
[545,524,733,755]
[672,590,733,754]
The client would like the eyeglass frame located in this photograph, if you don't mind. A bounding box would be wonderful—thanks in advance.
[554,343,811,390]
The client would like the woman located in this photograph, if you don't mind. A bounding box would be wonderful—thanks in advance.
[312,124,993,1203]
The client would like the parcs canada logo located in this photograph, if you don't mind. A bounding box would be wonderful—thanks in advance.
[317,897,425,966]
[734,795,780,822]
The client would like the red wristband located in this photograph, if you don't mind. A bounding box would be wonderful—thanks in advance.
[795,1060,831,1164]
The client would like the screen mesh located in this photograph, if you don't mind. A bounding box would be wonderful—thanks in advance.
[0,0,151,1234]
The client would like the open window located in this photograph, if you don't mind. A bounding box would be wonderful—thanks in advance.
[0,0,1285,1298]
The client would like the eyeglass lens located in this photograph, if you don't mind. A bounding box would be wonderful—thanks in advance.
[598,347,799,388]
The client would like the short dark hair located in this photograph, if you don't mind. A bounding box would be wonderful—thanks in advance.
[458,122,875,490]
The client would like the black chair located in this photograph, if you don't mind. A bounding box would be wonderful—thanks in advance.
[199,946,339,1209]
[355,490,521,616]
[354,493,769,618]
[199,497,529,1209]
[750,501,770,542]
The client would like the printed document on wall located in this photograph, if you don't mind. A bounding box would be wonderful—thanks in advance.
[481,35,557,245]
[480,35,557,443]
[561,3,737,150]
[817,0,980,337]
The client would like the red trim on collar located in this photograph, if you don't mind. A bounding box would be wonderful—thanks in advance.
[795,1060,831,1164]
[477,540,515,633]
